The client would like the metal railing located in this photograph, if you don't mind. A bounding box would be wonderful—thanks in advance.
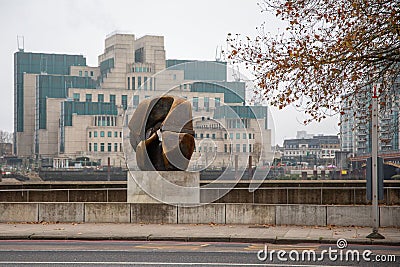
[1,186,399,205]
[0,188,127,202]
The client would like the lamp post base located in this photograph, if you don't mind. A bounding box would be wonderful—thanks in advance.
[366,229,385,239]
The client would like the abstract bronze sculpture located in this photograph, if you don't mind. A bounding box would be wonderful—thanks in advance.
[128,96,195,171]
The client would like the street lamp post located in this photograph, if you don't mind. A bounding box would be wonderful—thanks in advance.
[366,86,385,239]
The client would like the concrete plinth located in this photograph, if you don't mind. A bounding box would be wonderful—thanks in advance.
[127,171,200,205]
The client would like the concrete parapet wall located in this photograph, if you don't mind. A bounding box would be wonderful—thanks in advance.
[0,203,38,222]
[276,205,326,226]
[225,204,275,224]
[85,203,130,223]
[131,203,177,224]
[327,205,372,227]
[39,203,84,223]
[178,204,225,224]
[0,203,399,227]
[380,206,400,227]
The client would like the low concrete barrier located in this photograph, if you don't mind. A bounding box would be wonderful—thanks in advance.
[131,203,177,224]
[276,205,326,226]
[380,206,400,227]
[178,204,225,224]
[85,203,130,223]
[327,205,372,226]
[0,203,399,227]
[39,203,84,223]
[0,203,38,222]
[225,204,275,224]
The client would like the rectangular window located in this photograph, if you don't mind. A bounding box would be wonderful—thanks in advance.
[110,94,116,104]
[236,144,240,152]
[107,131,112,137]
[73,93,80,102]
[89,143,92,152]
[249,133,252,139]
[243,133,246,139]
[212,134,216,139]
[133,95,139,108]
[206,133,210,138]
[149,78,152,90]
[85,94,92,102]
[127,77,130,90]
[89,132,92,138]
[94,131,98,137]
[120,132,122,138]
[108,143,112,152]
[84,71,88,77]
[122,95,127,110]
[132,77,135,90]
[138,76,142,89]
[144,77,148,90]
[243,144,246,153]
[200,133,204,138]
[204,97,209,112]
[114,131,118,138]
[249,144,252,152]
[79,70,82,76]
[98,94,104,102]
[100,143,105,152]
[90,71,94,76]
[193,97,199,111]
[94,143,98,152]
[224,134,227,139]
[114,143,118,152]
[100,131,105,137]
[215,97,220,107]
[230,133,233,139]
[236,133,240,139]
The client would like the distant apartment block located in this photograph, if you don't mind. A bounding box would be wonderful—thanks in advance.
[340,84,400,156]
[282,132,340,165]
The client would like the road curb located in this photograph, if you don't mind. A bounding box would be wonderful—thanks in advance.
[0,234,399,246]
[229,237,277,244]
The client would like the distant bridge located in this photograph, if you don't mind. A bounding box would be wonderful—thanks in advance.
[349,151,400,162]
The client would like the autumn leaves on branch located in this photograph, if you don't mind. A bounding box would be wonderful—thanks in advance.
[227,0,400,123]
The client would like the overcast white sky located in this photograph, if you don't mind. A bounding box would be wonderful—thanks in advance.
[0,0,339,145]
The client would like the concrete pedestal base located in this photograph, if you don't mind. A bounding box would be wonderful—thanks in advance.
[127,171,200,205]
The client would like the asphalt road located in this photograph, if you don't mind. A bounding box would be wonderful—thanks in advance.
[0,240,398,266]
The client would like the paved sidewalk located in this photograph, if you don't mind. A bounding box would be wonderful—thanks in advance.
[0,223,399,245]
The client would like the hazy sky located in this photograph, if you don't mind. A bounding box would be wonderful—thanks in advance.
[0,0,339,145]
